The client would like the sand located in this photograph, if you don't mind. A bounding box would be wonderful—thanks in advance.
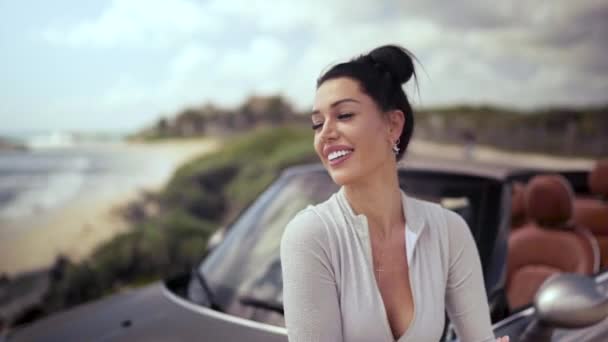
[0,138,220,276]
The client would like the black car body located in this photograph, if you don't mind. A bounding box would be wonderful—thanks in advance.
[4,158,605,342]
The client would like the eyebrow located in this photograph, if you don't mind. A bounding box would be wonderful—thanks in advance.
[311,98,360,116]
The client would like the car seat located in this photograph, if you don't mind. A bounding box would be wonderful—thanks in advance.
[574,160,608,268]
[510,181,528,230]
[506,174,600,310]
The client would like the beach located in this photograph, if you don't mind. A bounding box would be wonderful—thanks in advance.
[0,136,595,277]
[0,138,220,276]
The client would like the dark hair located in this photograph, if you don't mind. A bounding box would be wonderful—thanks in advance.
[316,44,418,161]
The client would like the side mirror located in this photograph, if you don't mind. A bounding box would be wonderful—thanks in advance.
[536,273,608,328]
[520,273,608,342]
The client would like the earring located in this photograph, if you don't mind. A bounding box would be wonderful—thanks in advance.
[392,138,400,155]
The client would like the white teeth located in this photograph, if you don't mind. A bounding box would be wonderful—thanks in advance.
[328,149,352,161]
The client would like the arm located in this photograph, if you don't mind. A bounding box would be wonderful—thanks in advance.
[280,208,343,342]
[444,209,495,342]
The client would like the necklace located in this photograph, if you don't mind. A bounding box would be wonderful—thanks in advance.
[373,227,393,279]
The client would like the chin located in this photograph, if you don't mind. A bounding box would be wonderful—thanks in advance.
[326,165,361,186]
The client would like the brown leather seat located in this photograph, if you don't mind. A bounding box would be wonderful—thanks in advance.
[574,160,608,268]
[506,174,600,310]
[510,181,528,229]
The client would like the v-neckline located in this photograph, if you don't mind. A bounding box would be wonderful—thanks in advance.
[370,223,417,342]
[336,186,421,341]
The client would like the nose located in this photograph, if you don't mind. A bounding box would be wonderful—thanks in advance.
[319,118,339,143]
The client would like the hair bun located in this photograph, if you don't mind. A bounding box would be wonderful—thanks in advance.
[367,45,415,85]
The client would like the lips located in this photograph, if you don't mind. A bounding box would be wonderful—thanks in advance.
[328,149,352,161]
[323,144,354,166]
[323,144,354,158]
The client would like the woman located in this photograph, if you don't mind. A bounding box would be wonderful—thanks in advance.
[280,45,508,342]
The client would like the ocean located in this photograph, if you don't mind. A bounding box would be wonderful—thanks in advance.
[0,132,218,274]
[0,136,175,225]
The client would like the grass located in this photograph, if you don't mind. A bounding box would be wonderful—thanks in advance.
[38,124,317,319]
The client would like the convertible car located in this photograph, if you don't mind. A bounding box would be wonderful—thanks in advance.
[3,157,607,342]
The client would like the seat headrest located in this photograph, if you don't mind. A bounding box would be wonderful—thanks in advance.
[511,182,527,227]
[525,174,574,227]
[589,160,608,197]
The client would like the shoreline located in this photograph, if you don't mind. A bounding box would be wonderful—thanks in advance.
[0,138,221,276]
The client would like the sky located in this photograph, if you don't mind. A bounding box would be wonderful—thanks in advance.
[1,0,607,133]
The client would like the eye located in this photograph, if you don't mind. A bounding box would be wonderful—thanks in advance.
[311,113,353,131]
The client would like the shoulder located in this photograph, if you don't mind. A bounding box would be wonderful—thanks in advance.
[407,196,474,258]
[280,205,336,274]
[409,196,444,215]
[442,208,471,238]
[410,196,468,233]
[406,195,450,231]
[438,206,477,258]
[281,206,330,249]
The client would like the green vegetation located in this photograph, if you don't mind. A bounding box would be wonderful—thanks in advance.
[132,94,607,157]
[40,124,317,316]
[129,95,309,141]
[416,104,608,157]
[163,124,317,222]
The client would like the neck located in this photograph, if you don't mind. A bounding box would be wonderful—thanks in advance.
[343,162,404,239]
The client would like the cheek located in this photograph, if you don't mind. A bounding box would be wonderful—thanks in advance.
[313,134,323,157]
[357,120,387,152]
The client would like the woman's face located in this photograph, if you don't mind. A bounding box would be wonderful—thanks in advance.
[312,77,398,186]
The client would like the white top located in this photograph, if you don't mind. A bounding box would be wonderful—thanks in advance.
[280,186,495,342]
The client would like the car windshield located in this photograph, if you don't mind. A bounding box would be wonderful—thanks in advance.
[198,168,499,327]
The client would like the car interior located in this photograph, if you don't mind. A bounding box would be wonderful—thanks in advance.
[506,160,608,312]
[573,160,608,267]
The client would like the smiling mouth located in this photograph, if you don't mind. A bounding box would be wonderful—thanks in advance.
[327,149,354,165]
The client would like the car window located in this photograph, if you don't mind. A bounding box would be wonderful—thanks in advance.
[200,171,337,326]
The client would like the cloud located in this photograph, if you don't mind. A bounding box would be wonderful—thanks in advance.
[96,35,290,120]
[166,36,289,105]
[169,44,216,76]
[106,0,606,113]
[41,0,382,48]
[41,0,222,48]
[16,0,606,132]
[206,0,386,32]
